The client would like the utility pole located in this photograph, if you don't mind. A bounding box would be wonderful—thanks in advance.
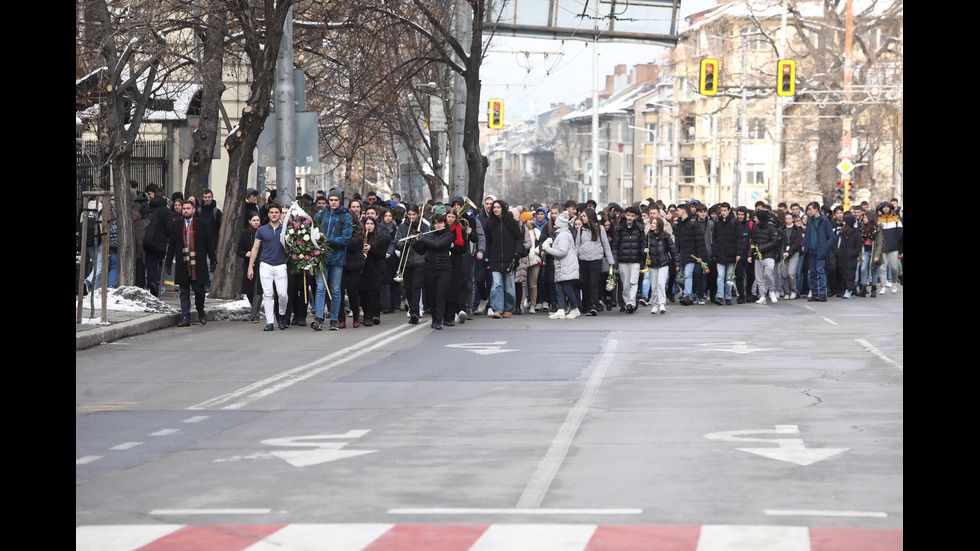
[275,4,295,205]
[771,0,788,204]
[840,0,854,209]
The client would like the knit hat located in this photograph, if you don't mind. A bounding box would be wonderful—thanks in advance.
[520,211,533,223]
[432,204,447,215]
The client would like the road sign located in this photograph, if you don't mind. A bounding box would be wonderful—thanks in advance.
[838,146,853,159]
[836,159,855,174]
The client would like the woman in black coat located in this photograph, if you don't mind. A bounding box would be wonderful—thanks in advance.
[483,200,524,317]
[833,214,863,299]
[339,219,366,327]
[412,213,455,329]
[359,216,390,326]
[237,213,264,322]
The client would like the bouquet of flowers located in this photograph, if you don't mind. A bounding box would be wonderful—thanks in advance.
[641,252,650,274]
[691,255,709,274]
[605,266,617,291]
[282,201,331,274]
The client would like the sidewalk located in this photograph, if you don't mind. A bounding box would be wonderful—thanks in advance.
[75,284,249,351]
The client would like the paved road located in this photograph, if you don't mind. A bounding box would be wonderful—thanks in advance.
[76,294,903,549]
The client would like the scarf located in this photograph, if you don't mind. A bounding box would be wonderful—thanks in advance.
[182,218,198,280]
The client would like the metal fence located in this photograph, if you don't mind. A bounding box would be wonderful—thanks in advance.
[76,140,169,216]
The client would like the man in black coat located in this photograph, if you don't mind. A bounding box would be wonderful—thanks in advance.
[165,201,217,326]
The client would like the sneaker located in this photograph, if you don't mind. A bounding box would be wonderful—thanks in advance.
[363,319,373,327]
[697,298,705,305]
[589,309,598,316]
[566,308,580,319]
[311,318,323,331]
[842,290,852,299]
[659,304,666,314]
[409,314,419,325]
[458,310,467,324]
[650,306,658,314]
[626,304,635,314]
[486,308,495,317]
[549,309,566,319]
[714,298,724,305]
[329,320,339,330]
[891,284,898,294]
[638,297,649,306]
[756,294,768,304]
[769,291,778,303]
[528,306,536,314]
[725,299,732,305]
[264,323,275,331]
[475,300,488,314]
[789,292,797,300]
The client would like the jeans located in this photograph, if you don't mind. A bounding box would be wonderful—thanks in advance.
[715,262,735,300]
[554,280,579,311]
[859,250,879,286]
[314,264,344,321]
[490,270,516,313]
[682,262,696,299]
[806,254,827,295]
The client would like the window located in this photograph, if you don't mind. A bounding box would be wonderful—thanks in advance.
[749,118,767,140]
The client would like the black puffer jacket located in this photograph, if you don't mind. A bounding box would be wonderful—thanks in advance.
[675,216,708,265]
[412,227,454,272]
[712,214,740,264]
[612,218,645,264]
[750,212,781,260]
[645,231,677,269]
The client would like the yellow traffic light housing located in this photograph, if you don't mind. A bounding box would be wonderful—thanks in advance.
[777,59,796,97]
[699,59,718,96]
[488,99,504,129]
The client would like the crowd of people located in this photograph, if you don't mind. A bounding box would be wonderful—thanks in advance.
[78,184,904,330]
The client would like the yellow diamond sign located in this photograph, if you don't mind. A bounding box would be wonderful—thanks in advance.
[836,160,854,174]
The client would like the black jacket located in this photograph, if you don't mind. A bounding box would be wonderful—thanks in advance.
[612,218,645,264]
[712,214,740,264]
[675,216,708,265]
[412,227,454,272]
[484,215,523,272]
[750,213,781,260]
[645,232,677,270]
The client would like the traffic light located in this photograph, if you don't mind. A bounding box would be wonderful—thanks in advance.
[777,59,796,96]
[835,181,845,204]
[488,99,504,129]
[699,59,718,96]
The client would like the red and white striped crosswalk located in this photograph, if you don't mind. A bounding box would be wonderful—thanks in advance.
[76,523,903,550]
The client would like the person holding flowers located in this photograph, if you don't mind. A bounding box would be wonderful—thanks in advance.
[674,203,708,306]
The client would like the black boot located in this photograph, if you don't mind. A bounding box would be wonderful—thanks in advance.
[870,285,877,297]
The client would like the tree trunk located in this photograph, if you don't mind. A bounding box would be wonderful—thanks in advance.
[184,16,227,199]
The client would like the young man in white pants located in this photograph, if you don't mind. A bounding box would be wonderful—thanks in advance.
[247,204,290,331]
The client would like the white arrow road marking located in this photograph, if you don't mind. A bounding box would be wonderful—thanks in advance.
[704,424,848,466]
[446,341,519,355]
[698,341,771,354]
[215,430,377,467]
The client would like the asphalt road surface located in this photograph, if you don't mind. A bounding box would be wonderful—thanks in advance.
[77,293,903,550]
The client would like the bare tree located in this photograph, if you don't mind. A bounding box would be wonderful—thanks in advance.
[207,0,296,299]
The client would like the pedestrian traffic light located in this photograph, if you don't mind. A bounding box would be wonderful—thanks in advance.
[777,59,796,97]
[488,99,504,129]
[699,59,718,96]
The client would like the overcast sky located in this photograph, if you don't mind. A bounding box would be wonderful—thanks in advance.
[480,0,718,119]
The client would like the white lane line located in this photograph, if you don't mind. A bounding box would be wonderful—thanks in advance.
[515,339,619,509]
[110,441,143,450]
[388,508,641,515]
[821,316,838,326]
[183,415,209,423]
[149,508,272,515]
[856,338,903,371]
[764,509,888,518]
[188,324,424,410]
[150,428,179,436]
[76,455,103,465]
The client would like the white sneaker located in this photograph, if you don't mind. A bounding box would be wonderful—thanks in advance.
[650,306,658,314]
[486,308,494,317]
[549,309,566,319]
[458,310,467,324]
[756,294,768,304]
[891,284,898,294]
[566,308,580,319]
[475,300,487,314]
[528,305,536,314]
[789,292,797,300]
[769,291,778,303]
[659,304,666,314]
